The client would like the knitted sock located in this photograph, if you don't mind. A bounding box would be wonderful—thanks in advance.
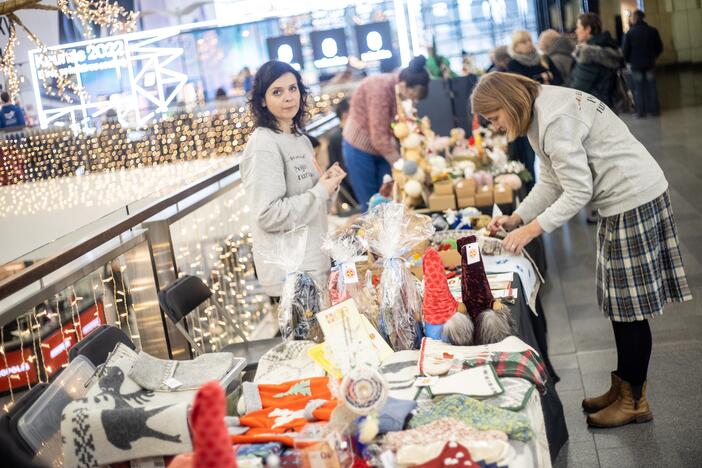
[191,381,236,468]
[457,235,494,319]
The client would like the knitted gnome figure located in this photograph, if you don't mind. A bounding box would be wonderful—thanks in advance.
[190,381,237,468]
[422,248,473,345]
[457,235,515,345]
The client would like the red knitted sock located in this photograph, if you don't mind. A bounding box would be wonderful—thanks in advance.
[457,235,494,319]
[191,381,236,468]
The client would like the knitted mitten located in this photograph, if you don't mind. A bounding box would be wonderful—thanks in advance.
[457,235,494,319]
[190,381,236,468]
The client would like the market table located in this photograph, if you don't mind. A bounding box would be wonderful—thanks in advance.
[508,273,568,461]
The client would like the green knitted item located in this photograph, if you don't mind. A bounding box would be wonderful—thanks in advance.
[408,394,533,442]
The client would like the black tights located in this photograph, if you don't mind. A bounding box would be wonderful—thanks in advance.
[612,320,652,387]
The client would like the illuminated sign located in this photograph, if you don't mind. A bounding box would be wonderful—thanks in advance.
[355,22,394,63]
[29,26,191,129]
[310,28,348,69]
[266,34,304,70]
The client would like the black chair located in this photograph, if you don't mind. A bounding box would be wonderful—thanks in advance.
[159,274,282,371]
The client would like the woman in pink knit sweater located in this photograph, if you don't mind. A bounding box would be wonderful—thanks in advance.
[342,56,430,211]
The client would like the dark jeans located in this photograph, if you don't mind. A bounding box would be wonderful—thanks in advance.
[631,69,660,116]
[342,139,391,212]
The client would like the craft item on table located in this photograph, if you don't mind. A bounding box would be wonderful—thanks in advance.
[458,235,515,345]
[470,215,492,230]
[378,350,421,400]
[233,442,283,461]
[190,381,236,468]
[473,171,493,187]
[396,439,510,467]
[408,394,534,442]
[260,226,323,341]
[339,366,389,415]
[483,253,543,313]
[429,365,503,398]
[462,350,549,395]
[421,336,537,360]
[376,397,417,434]
[422,248,472,344]
[382,417,507,451]
[412,440,476,468]
[62,344,194,468]
[431,213,450,231]
[494,173,522,191]
[363,203,435,350]
[483,378,536,412]
[316,299,388,374]
[231,377,337,442]
[308,342,343,379]
[254,340,325,385]
[322,229,366,307]
[369,174,395,212]
[129,351,236,391]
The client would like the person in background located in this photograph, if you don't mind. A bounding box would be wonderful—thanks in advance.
[241,67,254,94]
[506,30,562,192]
[507,30,563,85]
[0,92,26,129]
[623,10,663,118]
[214,87,229,112]
[571,13,623,108]
[241,60,346,296]
[426,40,456,79]
[342,55,430,212]
[326,99,357,209]
[538,29,575,86]
[485,45,510,73]
[474,72,691,429]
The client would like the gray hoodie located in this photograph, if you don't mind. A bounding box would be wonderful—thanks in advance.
[240,127,330,296]
[515,86,667,233]
[545,36,575,86]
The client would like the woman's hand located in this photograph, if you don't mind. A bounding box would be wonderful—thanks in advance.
[502,220,544,255]
[320,162,346,196]
[488,213,523,233]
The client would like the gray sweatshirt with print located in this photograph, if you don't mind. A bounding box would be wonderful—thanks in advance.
[240,127,330,296]
[515,85,668,233]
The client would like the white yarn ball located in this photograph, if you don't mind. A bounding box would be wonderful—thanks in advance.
[404,179,423,198]
[402,133,422,150]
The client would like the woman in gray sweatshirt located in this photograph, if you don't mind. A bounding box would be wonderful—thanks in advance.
[472,72,691,429]
[241,61,346,298]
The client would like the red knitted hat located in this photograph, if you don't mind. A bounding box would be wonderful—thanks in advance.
[191,381,237,468]
[422,248,458,325]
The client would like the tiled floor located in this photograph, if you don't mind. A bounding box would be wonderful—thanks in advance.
[546,101,702,467]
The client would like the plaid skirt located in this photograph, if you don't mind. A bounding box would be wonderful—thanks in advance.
[596,190,692,322]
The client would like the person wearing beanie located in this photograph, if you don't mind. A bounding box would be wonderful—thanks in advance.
[342,56,430,212]
[472,72,691,429]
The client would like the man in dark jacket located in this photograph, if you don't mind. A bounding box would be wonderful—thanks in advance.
[570,13,623,108]
[0,92,26,129]
[623,10,663,117]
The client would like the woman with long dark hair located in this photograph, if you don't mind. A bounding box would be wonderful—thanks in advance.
[241,61,346,296]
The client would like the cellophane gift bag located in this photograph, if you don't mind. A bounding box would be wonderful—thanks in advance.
[362,203,434,350]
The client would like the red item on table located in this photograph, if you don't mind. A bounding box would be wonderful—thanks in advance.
[414,441,477,467]
[190,381,237,468]
[422,248,458,325]
[457,235,495,319]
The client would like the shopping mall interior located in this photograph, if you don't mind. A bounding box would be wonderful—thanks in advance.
[0,1,700,467]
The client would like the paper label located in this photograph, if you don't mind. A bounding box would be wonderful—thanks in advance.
[380,450,396,467]
[464,242,481,264]
[130,457,166,468]
[414,375,439,387]
[341,262,359,284]
[492,203,503,218]
[164,377,182,389]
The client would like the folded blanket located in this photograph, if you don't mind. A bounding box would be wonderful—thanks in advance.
[408,395,533,442]
[129,350,235,391]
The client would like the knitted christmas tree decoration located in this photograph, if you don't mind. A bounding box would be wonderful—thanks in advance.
[457,235,494,319]
[190,381,236,468]
[422,248,458,325]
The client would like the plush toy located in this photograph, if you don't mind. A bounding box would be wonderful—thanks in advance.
[495,173,523,191]
[369,175,394,211]
[404,179,423,198]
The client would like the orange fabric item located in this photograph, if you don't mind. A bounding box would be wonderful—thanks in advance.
[422,248,458,324]
[254,377,334,409]
[230,434,320,448]
[191,381,236,468]
[239,399,337,436]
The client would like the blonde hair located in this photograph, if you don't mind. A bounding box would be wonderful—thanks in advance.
[511,29,533,50]
[471,72,541,140]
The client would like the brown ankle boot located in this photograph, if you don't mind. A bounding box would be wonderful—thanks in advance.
[586,380,653,428]
[582,372,621,413]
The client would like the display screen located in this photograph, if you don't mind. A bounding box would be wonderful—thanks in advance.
[354,21,394,63]
[310,28,349,69]
[266,34,304,70]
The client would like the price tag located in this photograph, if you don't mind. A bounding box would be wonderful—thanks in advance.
[414,375,439,387]
[341,262,359,284]
[464,242,481,265]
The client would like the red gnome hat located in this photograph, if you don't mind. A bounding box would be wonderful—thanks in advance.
[422,248,458,325]
[458,235,494,320]
[191,381,237,468]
